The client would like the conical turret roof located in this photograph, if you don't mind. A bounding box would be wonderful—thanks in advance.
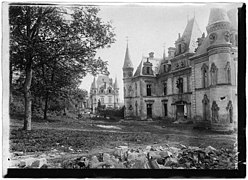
[122,43,133,69]
[91,76,97,89]
[208,8,230,26]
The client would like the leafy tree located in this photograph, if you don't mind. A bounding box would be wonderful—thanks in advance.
[9,5,115,130]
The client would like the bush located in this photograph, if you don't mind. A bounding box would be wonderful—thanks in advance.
[96,106,124,119]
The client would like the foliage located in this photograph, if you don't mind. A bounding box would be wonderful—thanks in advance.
[9,5,116,128]
[97,106,125,119]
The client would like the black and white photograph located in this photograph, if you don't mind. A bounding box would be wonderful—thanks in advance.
[2,1,246,178]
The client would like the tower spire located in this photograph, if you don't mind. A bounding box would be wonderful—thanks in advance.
[122,37,134,70]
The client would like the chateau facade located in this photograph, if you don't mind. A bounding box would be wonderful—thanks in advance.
[90,75,120,112]
[122,8,237,131]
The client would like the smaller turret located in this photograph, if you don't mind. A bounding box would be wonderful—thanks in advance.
[123,42,134,78]
[90,76,97,94]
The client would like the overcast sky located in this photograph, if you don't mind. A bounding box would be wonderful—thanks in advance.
[79,3,241,102]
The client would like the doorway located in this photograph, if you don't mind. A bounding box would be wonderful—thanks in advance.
[176,105,184,119]
[147,104,152,118]
[164,103,168,117]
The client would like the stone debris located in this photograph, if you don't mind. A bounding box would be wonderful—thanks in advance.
[19,157,47,168]
[10,144,238,169]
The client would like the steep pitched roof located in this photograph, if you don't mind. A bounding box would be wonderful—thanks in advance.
[133,56,162,77]
[122,43,134,69]
[91,77,97,89]
[96,75,109,88]
[181,17,202,53]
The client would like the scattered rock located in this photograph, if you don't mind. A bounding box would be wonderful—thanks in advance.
[20,157,47,168]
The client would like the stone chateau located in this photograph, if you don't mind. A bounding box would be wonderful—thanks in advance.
[122,8,237,131]
[89,75,120,113]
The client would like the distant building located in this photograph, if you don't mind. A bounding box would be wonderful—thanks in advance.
[123,8,237,131]
[89,75,120,113]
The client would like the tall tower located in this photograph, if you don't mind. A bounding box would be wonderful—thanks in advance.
[90,76,97,113]
[122,42,134,118]
[206,8,237,131]
[113,77,119,108]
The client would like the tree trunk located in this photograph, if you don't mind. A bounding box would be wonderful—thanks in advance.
[9,60,13,103]
[23,65,32,131]
[43,92,49,120]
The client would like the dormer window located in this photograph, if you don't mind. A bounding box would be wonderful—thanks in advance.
[178,44,182,54]
[147,67,150,74]
[108,88,112,93]
[163,64,166,72]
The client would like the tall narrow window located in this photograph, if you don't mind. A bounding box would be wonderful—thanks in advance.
[177,77,183,94]
[225,62,231,84]
[163,82,167,95]
[178,44,182,54]
[164,103,168,117]
[147,67,150,74]
[163,64,166,72]
[201,64,208,88]
[147,84,151,96]
[135,83,137,97]
[135,101,138,116]
[101,97,104,104]
[210,63,218,85]
[108,96,112,103]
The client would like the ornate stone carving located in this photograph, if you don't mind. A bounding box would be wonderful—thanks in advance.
[209,33,217,44]
[202,94,209,104]
[207,46,231,56]
[224,31,230,42]
[207,22,231,34]
[181,42,186,53]
[211,101,219,122]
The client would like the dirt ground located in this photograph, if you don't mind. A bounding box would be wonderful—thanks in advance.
[9,115,237,153]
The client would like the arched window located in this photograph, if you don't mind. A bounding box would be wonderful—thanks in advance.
[108,88,112,94]
[201,64,208,88]
[163,82,167,95]
[128,86,132,97]
[225,62,231,84]
[210,63,218,85]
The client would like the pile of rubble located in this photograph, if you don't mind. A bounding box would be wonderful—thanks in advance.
[61,144,238,169]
